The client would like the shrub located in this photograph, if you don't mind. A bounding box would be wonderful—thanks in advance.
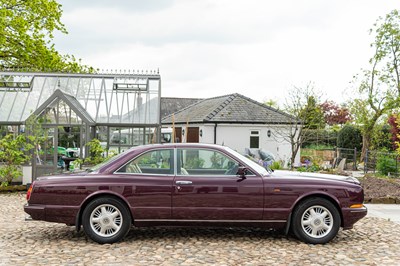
[270,161,283,170]
[337,124,362,150]
[0,134,33,185]
[376,155,397,176]
[297,163,320,173]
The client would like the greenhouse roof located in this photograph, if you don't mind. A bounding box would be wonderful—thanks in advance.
[0,71,161,125]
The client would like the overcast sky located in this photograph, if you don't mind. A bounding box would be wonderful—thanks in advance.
[53,0,399,105]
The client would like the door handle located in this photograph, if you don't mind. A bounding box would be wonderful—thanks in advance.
[176,180,193,185]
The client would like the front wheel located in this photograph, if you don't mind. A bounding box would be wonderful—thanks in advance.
[291,198,340,244]
[82,197,132,244]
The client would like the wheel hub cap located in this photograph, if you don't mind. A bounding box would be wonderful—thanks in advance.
[90,204,123,238]
[301,205,333,239]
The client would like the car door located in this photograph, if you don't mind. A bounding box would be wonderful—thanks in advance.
[114,148,174,220]
[172,147,264,221]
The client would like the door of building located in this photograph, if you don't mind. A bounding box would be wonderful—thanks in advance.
[186,127,199,143]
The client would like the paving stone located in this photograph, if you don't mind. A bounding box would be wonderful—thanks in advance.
[0,193,400,265]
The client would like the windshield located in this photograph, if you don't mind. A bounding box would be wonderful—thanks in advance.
[89,146,137,172]
[223,146,269,176]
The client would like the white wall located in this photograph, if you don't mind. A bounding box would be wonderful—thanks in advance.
[164,123,300,167]
[200,123,300,168]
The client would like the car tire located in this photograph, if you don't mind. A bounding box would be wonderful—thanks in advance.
[82,197,132,244]
[291,197,340,244]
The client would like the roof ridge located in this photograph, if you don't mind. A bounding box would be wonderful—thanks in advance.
[161,96,203,100]
[205,94,237,121]
[234,93,297,120]
[162,94,235,121]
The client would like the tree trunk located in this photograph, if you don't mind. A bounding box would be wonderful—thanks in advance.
[360,133,371,163]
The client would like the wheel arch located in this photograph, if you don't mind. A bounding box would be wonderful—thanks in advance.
[285,193,344,234]
[75,191,134,232]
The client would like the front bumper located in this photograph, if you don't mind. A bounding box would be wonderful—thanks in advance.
[342,205,368,230]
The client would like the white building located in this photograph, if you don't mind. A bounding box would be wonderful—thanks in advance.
[162,93,300,167]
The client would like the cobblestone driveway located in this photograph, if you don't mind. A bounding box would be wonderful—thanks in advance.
[1,194,399,265]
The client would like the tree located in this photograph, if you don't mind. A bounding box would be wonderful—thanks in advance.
[264,99,279,109]
[388,114,400,150]
[351,10,400,161]
[337,124,362,151]
[299,95,325,129]
[275,83,321,169]
[320,101,351,126]
[0,0,92,72]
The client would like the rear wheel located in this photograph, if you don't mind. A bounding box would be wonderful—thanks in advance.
[82,197,131,244]
[291,198,340,244]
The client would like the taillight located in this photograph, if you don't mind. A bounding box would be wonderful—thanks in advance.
[26,182,34,201]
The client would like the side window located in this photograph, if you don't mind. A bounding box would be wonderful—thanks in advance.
[178,148,239,176]
[250,130,259,148]
[116,149,173,175]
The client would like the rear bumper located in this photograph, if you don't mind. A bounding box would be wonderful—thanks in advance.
[24,203,46,221]
[24,203,78,225]
[342,205,368,230]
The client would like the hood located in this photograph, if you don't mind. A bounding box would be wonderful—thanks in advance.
[272,170,361,185]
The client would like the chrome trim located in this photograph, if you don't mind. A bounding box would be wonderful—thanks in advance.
[25,215,33,221]
[135,219,286,223]
[114,172,174,177]
[176,180,193,185]
[350,209,368,213]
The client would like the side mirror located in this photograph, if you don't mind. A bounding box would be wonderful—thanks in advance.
[237,166,247,178]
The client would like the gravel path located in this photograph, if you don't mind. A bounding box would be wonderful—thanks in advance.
[1,193,399,265]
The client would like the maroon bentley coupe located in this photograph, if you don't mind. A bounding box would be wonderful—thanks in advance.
[25,143,367,244]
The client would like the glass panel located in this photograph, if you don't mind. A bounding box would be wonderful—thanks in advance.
[116,149,173,174]
[37,77,58,108]
[58,126,81,151]
[178,149,239,176]
[0,91,5,114]
[0,92,16,121]
[37,128,55,166]
[11,91,29,121]
[57,99,82,125]
[250,136,259,148]
[0,72,160,125]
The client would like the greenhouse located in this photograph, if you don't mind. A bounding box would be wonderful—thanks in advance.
[0,70,161,179]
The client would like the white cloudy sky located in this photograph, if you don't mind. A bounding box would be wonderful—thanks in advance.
[54,0,399,105]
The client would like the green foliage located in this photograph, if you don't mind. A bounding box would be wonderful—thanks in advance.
[0,0,93,71]
[270,161,283,170]
[370,123,392,151]
[351,10,400,158]
[84,139,106,165]
[210,153,227,169]
[264,99,280,109]
[281,82,323,169]
[302,128,338,148]
[297,163,321,173]
[185,158,205,169]
[299,96,326,130]
[337,124,362,150]
[303,144,334,150]
[0,134,33,184]
[24,115,47,159]
[376,155,397,176]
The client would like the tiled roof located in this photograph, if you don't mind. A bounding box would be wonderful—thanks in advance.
[162,93,296,124]
[161,97,202,119]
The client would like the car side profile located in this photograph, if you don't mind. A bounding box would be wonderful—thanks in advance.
[25,143,367,244]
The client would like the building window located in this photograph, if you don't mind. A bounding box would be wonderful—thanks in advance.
[250,130,259,148]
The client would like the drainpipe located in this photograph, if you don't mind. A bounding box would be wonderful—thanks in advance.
[214,123,217,144]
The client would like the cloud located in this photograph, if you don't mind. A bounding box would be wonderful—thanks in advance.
[53,0,400,104]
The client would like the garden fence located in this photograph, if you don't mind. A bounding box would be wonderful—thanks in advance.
[334,147,358,170]
[364,150,399,176]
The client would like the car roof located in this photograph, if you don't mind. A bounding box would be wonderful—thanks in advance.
[138,142,226,149]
